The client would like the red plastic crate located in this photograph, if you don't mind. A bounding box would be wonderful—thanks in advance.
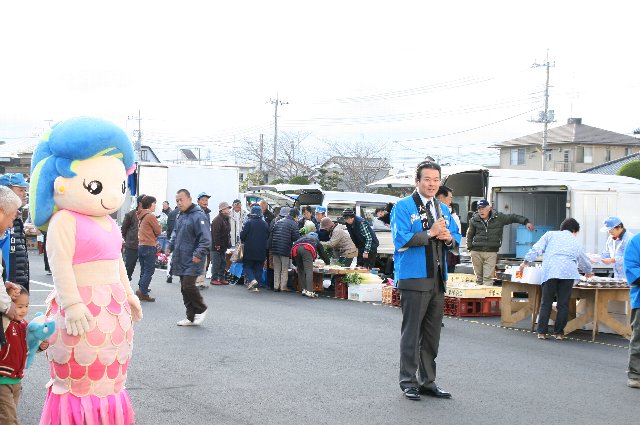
[391,288,401,307]
[335,279,348,299]
[444,296,483,317]
[481,297,501,316]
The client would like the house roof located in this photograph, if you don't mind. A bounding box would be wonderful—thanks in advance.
[322,156,391,169]
[490,118,640,149]
[580,152,640,175]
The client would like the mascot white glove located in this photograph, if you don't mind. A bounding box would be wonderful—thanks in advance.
[64,303,94,336]
[128,293,143,322]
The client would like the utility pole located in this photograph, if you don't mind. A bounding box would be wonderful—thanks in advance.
[127,110,142,161]
[268,95,288,180]
[531,51,555,171]
[259,133,264,172]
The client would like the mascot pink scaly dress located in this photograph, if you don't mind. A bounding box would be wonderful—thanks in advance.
[29,117,143,425]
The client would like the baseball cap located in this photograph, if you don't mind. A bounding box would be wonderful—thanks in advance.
[601,216,623,232]
[315,206,327,214]
[218,201,231,211]
[197,192,211,200]
[477,199,490,210]
[0,173,28,188]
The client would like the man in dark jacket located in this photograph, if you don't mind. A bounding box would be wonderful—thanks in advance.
[167,189,212,326]
[121,194,145,281]
[240,205,270,291]
[343,208,379,269]
[259,200,275,225]
[165,206,180,283]
[270,208,300,292]
[0,173,30,290]
[467,199,534,286]
[210,201,232,285]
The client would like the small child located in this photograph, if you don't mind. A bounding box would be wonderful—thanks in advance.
[0,285,49,424]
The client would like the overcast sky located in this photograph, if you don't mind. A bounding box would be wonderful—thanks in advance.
[1,1,638,169]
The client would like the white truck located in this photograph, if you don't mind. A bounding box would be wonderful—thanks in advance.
[440,165,640,257]
[118,162,240,225]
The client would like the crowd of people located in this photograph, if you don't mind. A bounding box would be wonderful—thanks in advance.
[0,153,639,423]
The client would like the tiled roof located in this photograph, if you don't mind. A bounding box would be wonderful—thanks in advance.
[580,153,640,175]
[490,120,640,148]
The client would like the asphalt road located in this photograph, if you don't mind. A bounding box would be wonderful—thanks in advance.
[19,255,638,425]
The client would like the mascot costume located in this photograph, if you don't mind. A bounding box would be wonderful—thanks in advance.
[29,117,143,425]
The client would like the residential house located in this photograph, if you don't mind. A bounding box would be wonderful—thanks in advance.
[490,118,640,172]
[580,152,640,175]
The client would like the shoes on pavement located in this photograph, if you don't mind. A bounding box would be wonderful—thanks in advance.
[210,279,223,285]
[302,289,316,298]
[193,309,207,325]
[249,288,259,292]
[166,276,172,283]
[537,333,547,340]
[628,378,640,389]
[135,289,155,302]
[280,288,291,292]
[46,270,52,275]
[219,279,228,285]
[418,386,452,399]
[554,333,565,341]
[177,318,196,326]
[247,280,258,290]
[403,387,420,401]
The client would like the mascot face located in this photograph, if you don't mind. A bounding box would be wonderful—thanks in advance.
[53,155,127,217]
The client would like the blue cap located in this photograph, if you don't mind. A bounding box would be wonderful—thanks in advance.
[477,199,490,210]
[197,192,211,200]
[601,216,622,232]
[315,206,327,214]
[0,173,28,188]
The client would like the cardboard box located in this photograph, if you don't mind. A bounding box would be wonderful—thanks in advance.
[348,284,383,302]
[445,285,502,299]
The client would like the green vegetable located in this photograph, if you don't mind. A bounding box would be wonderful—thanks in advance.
[343,272,364,286]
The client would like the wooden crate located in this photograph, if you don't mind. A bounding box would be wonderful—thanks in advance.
[382,286,393,304]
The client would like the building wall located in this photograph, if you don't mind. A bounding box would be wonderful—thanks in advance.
[499,145,637,172]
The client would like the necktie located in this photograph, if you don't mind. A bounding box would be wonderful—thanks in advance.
[425,200,435,228]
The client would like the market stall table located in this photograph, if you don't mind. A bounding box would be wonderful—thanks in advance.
[500,280,632,341]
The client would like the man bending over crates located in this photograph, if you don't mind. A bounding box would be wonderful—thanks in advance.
[466,199,534,286]
[391,160,461,401]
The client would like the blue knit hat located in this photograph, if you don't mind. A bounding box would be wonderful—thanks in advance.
[250,205,263,217]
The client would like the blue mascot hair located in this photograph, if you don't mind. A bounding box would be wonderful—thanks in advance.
[29,117,135,228]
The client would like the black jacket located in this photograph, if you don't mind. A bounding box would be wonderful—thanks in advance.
[121,209,139,250]
[345,216,379,252]
[270,216,300,257]
[240,215,270,261]
[8,214,29,289]
[166,207,179,239]
[466,210,529,252]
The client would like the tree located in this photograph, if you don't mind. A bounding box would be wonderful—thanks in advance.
[316,167,342,191]
[288,176,310,185]
[239,171,265,192]
[325,140,391,192]
[617,160,640,180]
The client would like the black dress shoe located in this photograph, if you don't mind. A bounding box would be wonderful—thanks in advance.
[419,386,451,399]
[403,387,421,401]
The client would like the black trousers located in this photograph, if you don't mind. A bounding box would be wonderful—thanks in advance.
[399,282,444,390]
[357,246,378,269]
[124,247,138,281]
[179,275,208,321]
[537,278,574,334]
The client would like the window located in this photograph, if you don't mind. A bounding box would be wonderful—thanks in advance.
[576,146,593,164]
[239,173,244,182]
[140,149,148,161]
[625,147,632,156]
[605,148,611,162]
[510,148,525,165]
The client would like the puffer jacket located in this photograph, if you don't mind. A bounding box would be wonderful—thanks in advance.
[8,215,29,288]
[168,204,211,276]
[240,213,270,261]
[166,207,179,239]
[466,210,529,252]
[323,223,358,258]
[121,208,139,249]
[270,216,300,257]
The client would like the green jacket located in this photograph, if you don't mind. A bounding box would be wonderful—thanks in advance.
[466,210,529,252]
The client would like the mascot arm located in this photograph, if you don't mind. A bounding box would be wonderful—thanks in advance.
[118,259,143,321]
[47,211,93,336]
